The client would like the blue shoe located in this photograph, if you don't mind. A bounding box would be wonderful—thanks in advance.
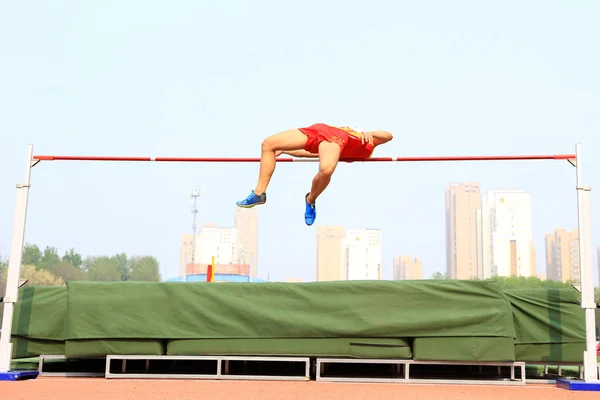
[304,193,316,225]
[236,191,266,208]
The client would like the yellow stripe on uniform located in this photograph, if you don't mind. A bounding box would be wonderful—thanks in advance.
[336,126,363,138]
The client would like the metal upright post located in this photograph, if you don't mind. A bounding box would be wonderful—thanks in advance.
[574,143,598,382]
[0,144,35,373]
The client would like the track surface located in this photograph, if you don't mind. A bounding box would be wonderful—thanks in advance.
[1,378,597,400]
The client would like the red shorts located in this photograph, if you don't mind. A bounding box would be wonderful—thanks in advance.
[298,123,349,154]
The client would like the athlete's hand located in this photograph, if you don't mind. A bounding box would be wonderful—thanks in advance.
[361,132,374,145]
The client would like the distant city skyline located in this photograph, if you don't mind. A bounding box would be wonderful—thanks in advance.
[446,182,585,284]
[315,227,382,282]
[178,208,259,279]
[393,255,423,281]
[176,182,595,285]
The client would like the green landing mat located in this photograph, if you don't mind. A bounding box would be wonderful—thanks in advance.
[12,286,67,341]
[65,339,165,358]
[514,343,585,363]
[11,336,65,359]
[412,337,516,362]
[9,286,67,358]
[65,280,516,340]
[167,338,412,359]
[504,288,586,362]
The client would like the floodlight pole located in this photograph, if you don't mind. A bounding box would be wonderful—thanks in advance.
[0,144,35,372]
[574,143,598,382]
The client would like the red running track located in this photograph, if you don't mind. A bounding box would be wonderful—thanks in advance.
[0,378,596,400]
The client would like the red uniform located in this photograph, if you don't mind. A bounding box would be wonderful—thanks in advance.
[298,123,374,159]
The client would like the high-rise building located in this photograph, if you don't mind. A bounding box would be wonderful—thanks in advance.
[393,255,423,280]
[479,189,534,278]
[316,226,346,281]
[195,223,238,265]
[538,273,547,281]
[545,229,580,284]
[530,241,537,277]
[234,207,259,278]
[445,182,480,279]
[179,234,194,277]
[344,229,382,280]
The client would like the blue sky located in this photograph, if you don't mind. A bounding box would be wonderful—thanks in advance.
[1,1,599,285]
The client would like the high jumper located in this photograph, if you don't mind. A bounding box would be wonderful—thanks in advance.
[236,123,393,225]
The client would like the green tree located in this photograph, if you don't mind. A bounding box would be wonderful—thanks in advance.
[85,256,121,282]
[51,262,87,282]
[22,244,42,266]
[0,257,7,298]
[39,246,61,270]
[20,264,64,286]
[130,256,160,282]
[111,252,130,281]
[490,276,573,290]
[430,271,449,280]
[62,248,82,268]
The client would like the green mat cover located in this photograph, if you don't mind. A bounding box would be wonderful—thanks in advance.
[8,281,590,363]
[65,339,165,358]
[167,338,412,359]
[11,336,65,359]
[503,288,585,362]
[65,280,516,340]
[514,343,585,363]
[412,337,516,361]
[10,286,67,358]
[12,286,67,341]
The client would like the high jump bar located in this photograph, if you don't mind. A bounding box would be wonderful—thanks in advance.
[32,154,576,163]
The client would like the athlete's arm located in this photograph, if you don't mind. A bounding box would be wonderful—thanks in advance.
[370,130,393,146]
[283,150,320,158]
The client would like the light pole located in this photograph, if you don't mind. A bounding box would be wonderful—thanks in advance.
[186,188,203,282]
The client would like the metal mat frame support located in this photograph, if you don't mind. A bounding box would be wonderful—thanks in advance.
[104,355,311,381]
[315,358,527,385]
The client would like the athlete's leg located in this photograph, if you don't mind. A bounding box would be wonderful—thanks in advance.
[255,129,308,195]
[304,141,341,225]
[236,128,308,208]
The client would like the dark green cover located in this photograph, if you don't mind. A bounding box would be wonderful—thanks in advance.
[11,336,65,359]
[9,286,66,358]
[514,343,585,363]
[503,288,585,344]
[65,280,516,340]
[12,286,67,340]
[412,337,515,361]
[65,339,165,358]
[504,288,585,363]
[167,338,412,359]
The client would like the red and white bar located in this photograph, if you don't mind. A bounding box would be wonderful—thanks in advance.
[32,154,576,163]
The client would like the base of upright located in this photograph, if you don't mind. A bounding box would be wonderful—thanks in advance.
[556,378,600,391]
[0,370,39,381]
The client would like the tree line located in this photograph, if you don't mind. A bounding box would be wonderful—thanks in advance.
[0,243,161,293]
[429,271,600,301]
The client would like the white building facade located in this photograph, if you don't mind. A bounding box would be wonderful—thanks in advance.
[343,229,382,280]
[194,223,238,265]
[479,189,533,278]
